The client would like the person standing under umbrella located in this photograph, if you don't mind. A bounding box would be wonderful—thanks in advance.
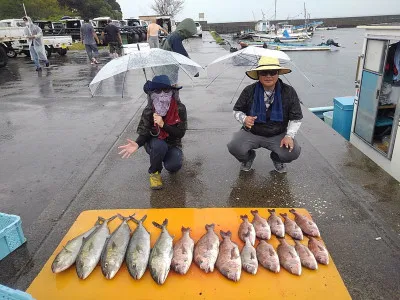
[118,75,187,190]
[23,16,49,72]
[227,56,303,173]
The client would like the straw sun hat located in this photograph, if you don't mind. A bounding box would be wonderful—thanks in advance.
[246,56,291,80]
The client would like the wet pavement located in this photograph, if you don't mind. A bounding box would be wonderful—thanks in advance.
[0,32,400,299]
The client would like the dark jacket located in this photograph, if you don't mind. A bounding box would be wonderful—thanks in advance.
[136,90,187,148]
[160,18,196,57]
[233,79,303,137]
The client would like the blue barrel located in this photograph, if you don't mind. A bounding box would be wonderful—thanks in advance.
[332,96,354,140]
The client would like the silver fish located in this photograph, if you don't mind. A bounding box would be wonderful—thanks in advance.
[280,213,303,240]
[240,229,258,275]
[126,215,151,280]
[308,237,329,265]
[289,209,320,237]
[216,231,241,282]
[256,240,280,273]
[149,219,174,285]
[51,220,100,273]
[194,224,220,273]
[101,214,133,279]
[277,238,302,276]
[76,215,116,279]
[171,227,194,275]
[294,240,318,270]
[251,210,271,240]
[267,209,285,238]
[238,215,256,246]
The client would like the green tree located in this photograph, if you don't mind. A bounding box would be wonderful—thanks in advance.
[0,0,72,20]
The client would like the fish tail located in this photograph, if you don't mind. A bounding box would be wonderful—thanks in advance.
[153,219,168,230]
[106,215,117,223]
[240,214,248,220]
[140,215,147,223]
[289,209,296,214]
[181,226,190,232]
[268,209,275,214]
[250,210,258,215]
[220,230,232,239]
[205,223,215,231]
[98,216,106,224]
[279,213,287,218]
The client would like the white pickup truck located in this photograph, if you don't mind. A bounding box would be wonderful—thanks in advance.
[0,19,72,66]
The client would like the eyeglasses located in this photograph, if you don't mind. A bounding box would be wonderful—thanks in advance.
[258,70,278,77]
[153,88,172,94]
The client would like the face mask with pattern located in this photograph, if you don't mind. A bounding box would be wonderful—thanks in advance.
[151,91,173,116]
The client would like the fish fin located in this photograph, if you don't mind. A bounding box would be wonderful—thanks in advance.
[205,224,215,231]
[280,213,287,218]
[240,215,248,221]
[250,252,255,260]
[117,213,125,220]
[268,209,275,214]
[162,219,168,227]
[268,248,275,256]
[230,247,239,259]
[289,250,296,259]
[152,221,163,229]
[181,226,190,233]
[181,245,187,254]
[136,244,143,253]
[140,215,147,223]
[88,242,94,252]
[250,210,258,215]
[289,209,296,214]
[112,241,117,250]
[317,245,325,251]
[62,245,71,253]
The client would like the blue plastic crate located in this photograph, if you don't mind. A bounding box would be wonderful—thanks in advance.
[0,213,26,261]
[0,284,34,300]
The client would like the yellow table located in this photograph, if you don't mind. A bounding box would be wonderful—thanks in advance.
[27,208,351,299]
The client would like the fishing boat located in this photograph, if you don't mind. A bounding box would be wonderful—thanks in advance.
[238,39,340,52]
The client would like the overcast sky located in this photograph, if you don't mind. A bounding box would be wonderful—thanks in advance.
[117,0,399,22]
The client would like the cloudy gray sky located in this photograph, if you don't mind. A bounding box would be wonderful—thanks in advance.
[118,0,399,22]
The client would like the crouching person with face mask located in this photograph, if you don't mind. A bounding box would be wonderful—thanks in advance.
[118,75,187,190]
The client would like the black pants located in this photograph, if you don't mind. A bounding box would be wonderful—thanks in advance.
[145,138,183,174]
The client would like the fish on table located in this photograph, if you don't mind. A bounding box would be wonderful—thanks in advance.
[256,240,280,273]
[76,215,117,279]
[126,215,151,280]
[280,213,303,240]
[308,236,329,265]
[171,226,194,275]
[267,209,285,238]
[294,240,318,270]
[289,209,320,237]
[216,230,241,282]
[194,224,220,273]
[149,219,174,285]
[101,214,133,279]
[240,229,258,275]
[277,238,302,276]
[251,210,271,240]
[238,214,256,245]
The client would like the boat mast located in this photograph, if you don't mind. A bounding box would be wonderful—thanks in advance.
[274,0,277,20]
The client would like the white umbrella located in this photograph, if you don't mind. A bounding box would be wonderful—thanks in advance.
[89,48,203,97]
[207,46,291,67]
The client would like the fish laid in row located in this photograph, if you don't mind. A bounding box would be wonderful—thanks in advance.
[308,236,329,265]
[289,209,320,237]
[101,214,133,279]
[294,240,318,270]
[280,213,303,240]
[268,209,285,238]
[238,215,256,245]
[171,227,194,275]
[256,240,280,273]
[240,230,258,275]
[76,215,117,279]
[216,231,241,282]
[277,238,302,276]
[51,219,101,273]
[251,210,271,240]
[149,219,174,285]
[194,224,220,273]
[126,215,151,280]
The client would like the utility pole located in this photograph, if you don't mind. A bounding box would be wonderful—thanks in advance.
[274,0,277,20]
[304,2,306,28]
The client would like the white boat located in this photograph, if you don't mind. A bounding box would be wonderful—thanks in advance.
[316,26,337,31]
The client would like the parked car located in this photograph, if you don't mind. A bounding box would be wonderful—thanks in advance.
[195,22,202,37]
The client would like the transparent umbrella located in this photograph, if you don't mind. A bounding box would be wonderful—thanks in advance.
[89,48,203,97]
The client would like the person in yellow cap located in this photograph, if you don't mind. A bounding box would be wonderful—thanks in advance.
[227,56,303,173]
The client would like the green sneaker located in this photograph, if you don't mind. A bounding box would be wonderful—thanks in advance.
[149,172,163,190]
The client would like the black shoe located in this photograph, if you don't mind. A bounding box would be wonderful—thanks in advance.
[36,67,42,72]
[45,61,50,67]
[194,72,199,77]
[240,150,256,172]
